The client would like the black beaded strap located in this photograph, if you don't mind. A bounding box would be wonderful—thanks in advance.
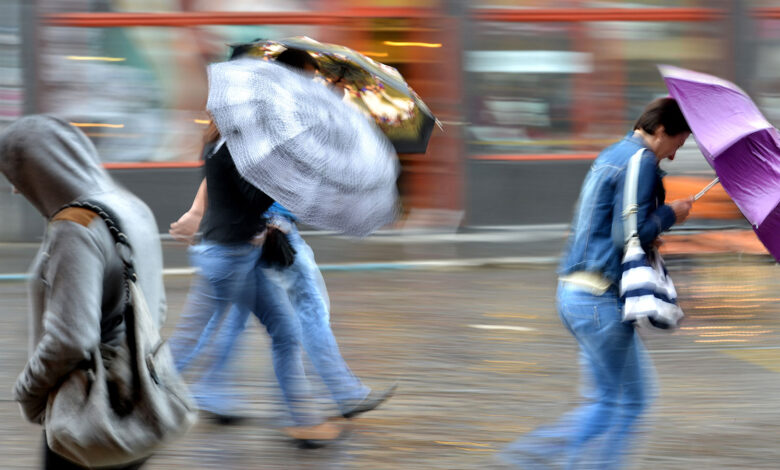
[57,200,137,281]
[54,200,141,345]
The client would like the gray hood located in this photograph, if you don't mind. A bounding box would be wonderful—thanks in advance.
[5,116,169,424]
[0,114,115,218]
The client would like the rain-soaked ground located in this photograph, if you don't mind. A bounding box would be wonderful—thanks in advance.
[1,256,779,469]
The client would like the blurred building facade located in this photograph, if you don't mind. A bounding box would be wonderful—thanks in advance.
[1,0,779,240]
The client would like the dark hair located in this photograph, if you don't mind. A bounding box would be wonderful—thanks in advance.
[274,48,319,72]
[228,44,254,60]
[228,38,265,60]
[633,97,690,136]
[229,41,318,72]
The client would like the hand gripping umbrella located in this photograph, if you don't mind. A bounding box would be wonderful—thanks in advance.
[660,65,780,261]
[207,58,400,237]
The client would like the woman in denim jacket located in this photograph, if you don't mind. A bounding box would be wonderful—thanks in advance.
[502,98,694,469]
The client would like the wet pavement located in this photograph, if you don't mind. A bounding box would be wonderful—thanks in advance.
[1,256,779,469]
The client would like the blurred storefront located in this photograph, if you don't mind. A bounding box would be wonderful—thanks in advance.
[0,1,23,126]
[1,1,778,240]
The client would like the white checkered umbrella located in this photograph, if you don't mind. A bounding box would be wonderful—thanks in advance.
[207,58,400,236]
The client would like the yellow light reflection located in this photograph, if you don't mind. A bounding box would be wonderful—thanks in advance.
[484,360,537,365]
[383,41,442,48]
[484,313,539,319]
[360,51,389,57]
[66,56,126,62]
[84,133,141,138]
[435,441,491,447]
[692,305,761,310]
[693,315,756,320]
[694,339,748,343]
[194,119,211,125]
[681,325,764,330]
[70,122,124,129]
[699,331,772,337]
[693,284,761,291]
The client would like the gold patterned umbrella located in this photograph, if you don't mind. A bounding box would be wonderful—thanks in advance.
[230,36,438,154]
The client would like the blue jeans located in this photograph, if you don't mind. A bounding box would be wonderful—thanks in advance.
[503,282,655,469]
[188,223,369,416]
[265,227,370,409]
[168,242,319,426]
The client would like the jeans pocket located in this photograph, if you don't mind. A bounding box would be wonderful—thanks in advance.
[559,302,597,335]
[592,298,623,330]
[559,292,619,332]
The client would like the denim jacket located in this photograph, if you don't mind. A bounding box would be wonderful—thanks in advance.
[558,132,677,284]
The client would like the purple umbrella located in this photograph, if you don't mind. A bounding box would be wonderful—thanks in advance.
[660,65,780,262]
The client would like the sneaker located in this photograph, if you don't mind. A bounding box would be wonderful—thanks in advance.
[340,382,398,419]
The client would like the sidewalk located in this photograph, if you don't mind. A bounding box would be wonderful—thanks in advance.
[2,260,779,469]
[0,224,570,277]
[0,223,773,279]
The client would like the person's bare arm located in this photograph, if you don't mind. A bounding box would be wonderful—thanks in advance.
[169,178,207,244]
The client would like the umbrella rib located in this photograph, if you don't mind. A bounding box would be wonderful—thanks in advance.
[712,127,777,160]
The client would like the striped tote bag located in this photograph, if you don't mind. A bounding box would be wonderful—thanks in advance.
[619,149,684,330]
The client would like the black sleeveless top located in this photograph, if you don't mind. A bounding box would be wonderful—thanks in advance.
[199,143,273,244]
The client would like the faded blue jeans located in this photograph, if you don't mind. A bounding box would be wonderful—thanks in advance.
[503,282,655,469]
[176,222,369,418]
[168,241,319,426]
[264,224,370,411]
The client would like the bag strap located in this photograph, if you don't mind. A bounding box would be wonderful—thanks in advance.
[52,201,141,371]
[55,200,137,282]
[622,148,645,244]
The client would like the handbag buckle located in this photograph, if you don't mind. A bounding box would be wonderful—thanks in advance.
[622,203,638,219]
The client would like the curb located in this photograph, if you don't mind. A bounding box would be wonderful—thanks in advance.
[0,256,560,282]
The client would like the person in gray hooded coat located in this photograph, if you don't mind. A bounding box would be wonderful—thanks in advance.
[0,115,167,469]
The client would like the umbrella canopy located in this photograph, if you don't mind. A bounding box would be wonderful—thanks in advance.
[233,36,437,154]
[660,65,780,261]
[207,58,400,237]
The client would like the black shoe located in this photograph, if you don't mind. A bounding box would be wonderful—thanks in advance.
[201,410,246,425]
[340,382,398,419]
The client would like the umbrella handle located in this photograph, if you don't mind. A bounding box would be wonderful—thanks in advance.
[693,177,720,201]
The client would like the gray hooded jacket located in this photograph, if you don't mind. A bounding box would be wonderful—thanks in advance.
[0,115,166,423]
